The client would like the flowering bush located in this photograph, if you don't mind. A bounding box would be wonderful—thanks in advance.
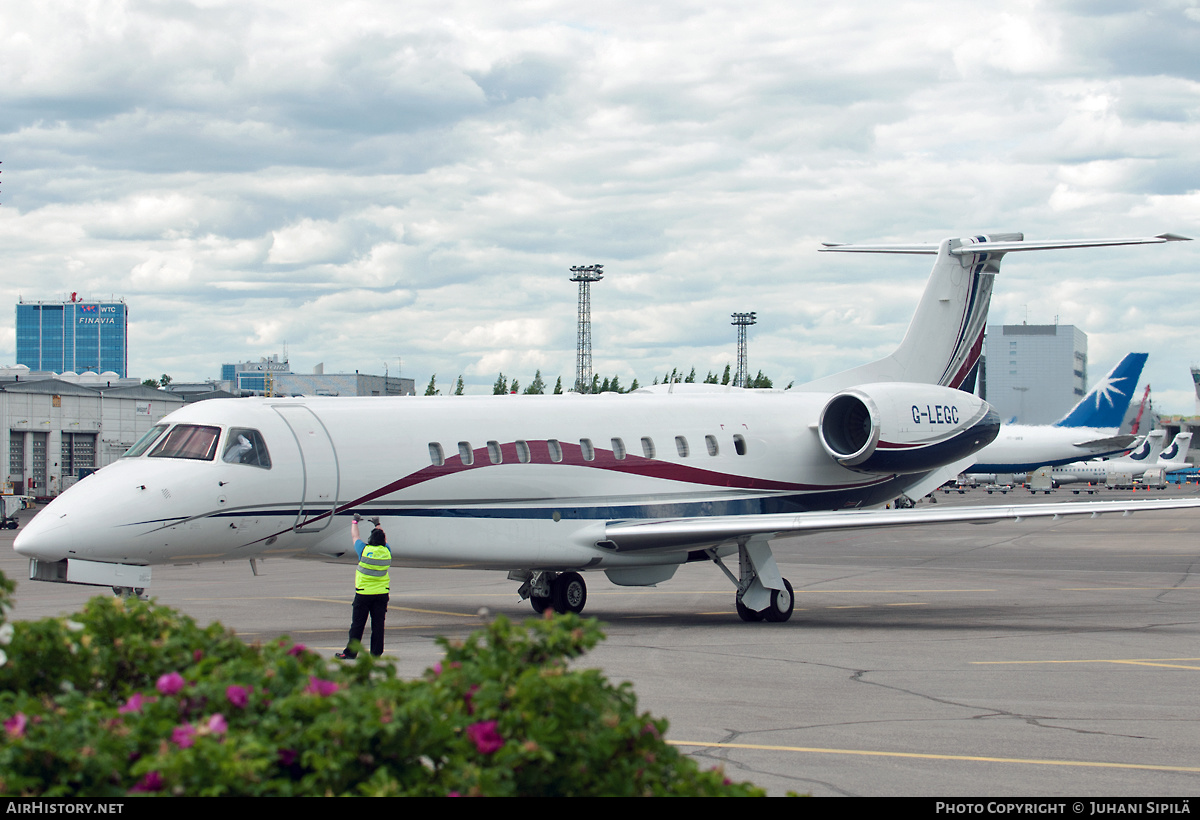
[0,573,762,796]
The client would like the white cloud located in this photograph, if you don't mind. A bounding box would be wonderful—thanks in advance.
[0,0,1197,409]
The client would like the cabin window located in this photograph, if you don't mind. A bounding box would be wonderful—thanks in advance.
[428,443,445,466]
[641,437,655,459]
[458,442,474,466]
[124,424,169,458]
[516,440,531,463]
[675,436,689,458]
[222,428,271,468]
[705,435,719,457]
[611,437,626,460]
[149,425,221,461]
[548,439,563,463]
[487,441,502,464]
[580,438,595,461]
[733,434,747,455]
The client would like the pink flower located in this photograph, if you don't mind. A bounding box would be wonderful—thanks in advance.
[287,643,307,657]
[304,676,339,697]
[4,712,27,738]
[466,720,503,755]
[207,714,227,735]
[156,672,185,696]
[278,748,298,766]
[225,685,249,709]
[130,771,163,793]
[118,693,156,714]
[171,723,196,748]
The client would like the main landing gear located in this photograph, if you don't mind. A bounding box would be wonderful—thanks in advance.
[734,578,794,622]
[711,538,795,623]
[517,571,588,615]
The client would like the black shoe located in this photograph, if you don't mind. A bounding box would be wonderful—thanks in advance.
[335,651,355,660]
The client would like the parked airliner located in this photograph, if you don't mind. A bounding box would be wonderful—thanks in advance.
[14,233,1197,622]
[966,353,1146,479]
[1053,431,1191,485]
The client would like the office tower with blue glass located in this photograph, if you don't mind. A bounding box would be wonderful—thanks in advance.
[16,299,129,378]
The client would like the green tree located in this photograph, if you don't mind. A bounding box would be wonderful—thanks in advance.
[493,373,508,395]
[159,374,173,387]
[684,368,696,384]
[454,375,465,396]
[524,370,546,395]
[424,375,440,396]
[749,371,773,389]
[142,378,159,388]
[553,376,563,395]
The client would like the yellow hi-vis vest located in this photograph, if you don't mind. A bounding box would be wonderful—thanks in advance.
[355,544,391,594]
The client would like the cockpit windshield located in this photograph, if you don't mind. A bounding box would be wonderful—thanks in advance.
[148,425,222,461]
[221,428,271,469]
[123,424,169,458]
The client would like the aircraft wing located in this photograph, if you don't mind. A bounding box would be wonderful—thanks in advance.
[599,498,1200,553]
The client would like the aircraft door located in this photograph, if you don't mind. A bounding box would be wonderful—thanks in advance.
[273,405,340,533]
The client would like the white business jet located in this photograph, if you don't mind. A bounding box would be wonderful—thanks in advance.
[14,233,1196,622]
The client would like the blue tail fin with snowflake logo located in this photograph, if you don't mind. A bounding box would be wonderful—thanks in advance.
[1054,353,1147,429]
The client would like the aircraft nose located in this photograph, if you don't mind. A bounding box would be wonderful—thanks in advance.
[13,507,73,562]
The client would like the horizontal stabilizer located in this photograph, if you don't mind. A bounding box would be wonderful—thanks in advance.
[819,233,1190,255]
[1071,434,1136,451]
[600,498,1200,553]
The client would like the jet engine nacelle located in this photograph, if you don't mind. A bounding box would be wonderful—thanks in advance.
[818,383,1000,475]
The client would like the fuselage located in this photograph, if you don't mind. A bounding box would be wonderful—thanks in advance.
[969,424,1133,472]
[15,387,996,573]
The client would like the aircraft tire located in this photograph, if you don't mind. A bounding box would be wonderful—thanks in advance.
[736,597,764,622]
[763,579,795,623]
[530,594,553,614]
[552,572,587,614]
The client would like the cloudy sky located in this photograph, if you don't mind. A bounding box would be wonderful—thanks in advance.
[1,0,1198,411]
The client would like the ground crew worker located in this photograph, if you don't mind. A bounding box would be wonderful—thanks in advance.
[335,513,391,659]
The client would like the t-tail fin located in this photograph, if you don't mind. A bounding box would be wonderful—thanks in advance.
[1127,430,1166,463]
[1055,353,1148,429]
[1159,432,1192,466]
[802,233,1189,392]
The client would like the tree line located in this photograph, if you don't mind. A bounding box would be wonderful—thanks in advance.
[423,365,787,396]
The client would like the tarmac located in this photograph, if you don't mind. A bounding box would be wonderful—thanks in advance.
[4,483,1200,796]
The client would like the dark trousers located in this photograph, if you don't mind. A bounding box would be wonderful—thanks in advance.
[345,592,389,657]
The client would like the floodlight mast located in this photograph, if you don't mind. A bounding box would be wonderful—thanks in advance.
[731,311,757,388]
[570,265,604,393]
